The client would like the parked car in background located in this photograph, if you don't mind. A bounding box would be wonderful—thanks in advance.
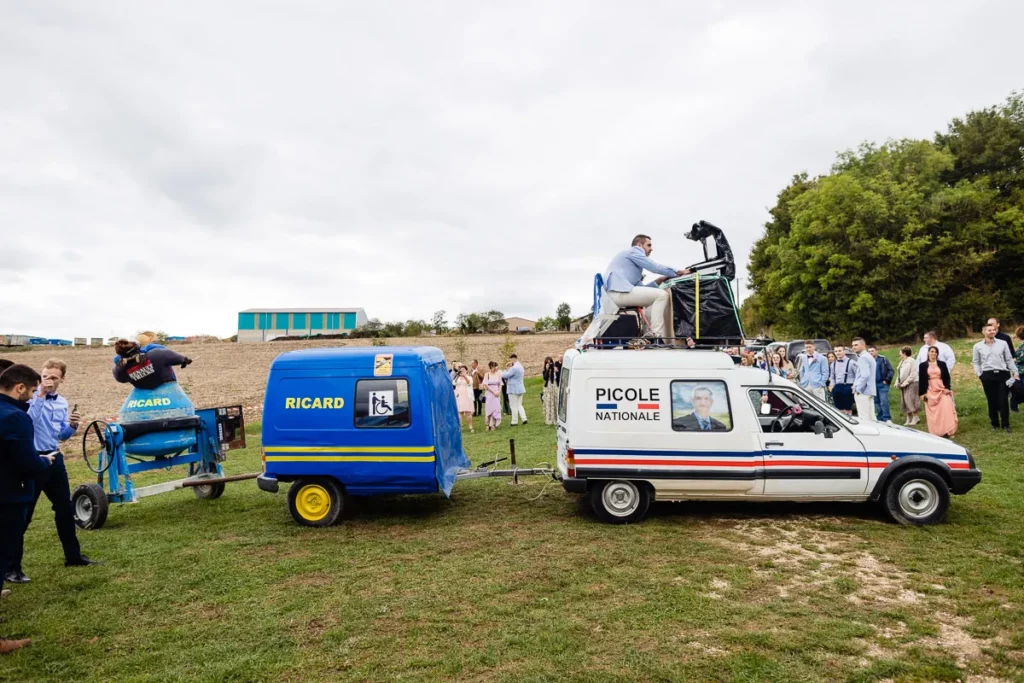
[743,337,775,355]
[767,339,832,365]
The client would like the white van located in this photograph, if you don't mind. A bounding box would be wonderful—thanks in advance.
[555,348,981,525]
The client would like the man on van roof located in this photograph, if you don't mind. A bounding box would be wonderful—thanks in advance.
[603,235,690,339]
[672,385,727,431]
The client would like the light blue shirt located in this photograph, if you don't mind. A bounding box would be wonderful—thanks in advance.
[501,363,526,395]
[853,351,877,397]
[603,246,678,293]
[696,415,713,431]
[27,393,77,452]
[798,352,828,390]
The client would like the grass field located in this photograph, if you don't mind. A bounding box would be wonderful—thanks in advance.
[1,343,1022,682]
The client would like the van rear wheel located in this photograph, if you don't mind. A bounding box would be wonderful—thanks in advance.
[590,480,651,524]
[288,477,345,527]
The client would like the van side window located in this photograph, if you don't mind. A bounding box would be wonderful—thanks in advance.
[557,365,571,422]
[354,379,411,428]
[671,380,732,432]
[748,389,837,434]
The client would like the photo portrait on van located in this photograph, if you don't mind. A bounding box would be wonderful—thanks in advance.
[671,381,732,431]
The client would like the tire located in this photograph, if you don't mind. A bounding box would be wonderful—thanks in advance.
[589,479,651,524]
[193,482,226,500]
[882,467,950,526]
[287,477,345,527]
[72,483,110,530]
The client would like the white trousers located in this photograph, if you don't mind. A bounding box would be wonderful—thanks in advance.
[807,387,826,401]
[854,393,877,422]
[508,393,527,424]
[608,287,670,337]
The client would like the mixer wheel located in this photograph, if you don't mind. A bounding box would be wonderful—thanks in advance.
[193,482,226,500]
[288,477,345,527]
[72,484,109,530]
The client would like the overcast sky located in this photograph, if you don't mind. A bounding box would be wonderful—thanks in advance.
[2,1,1021,340]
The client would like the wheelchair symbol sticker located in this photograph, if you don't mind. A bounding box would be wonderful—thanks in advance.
[370,391,394,417]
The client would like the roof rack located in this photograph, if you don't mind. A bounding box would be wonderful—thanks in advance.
[582,336,743,352]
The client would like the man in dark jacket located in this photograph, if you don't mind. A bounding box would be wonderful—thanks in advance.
[869,346,895,424]
[0,364,54,654]
[112,340,191,389]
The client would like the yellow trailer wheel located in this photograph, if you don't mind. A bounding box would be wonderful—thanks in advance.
[287,477,345,527]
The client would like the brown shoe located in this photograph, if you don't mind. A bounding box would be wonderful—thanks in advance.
[0,638,32,654]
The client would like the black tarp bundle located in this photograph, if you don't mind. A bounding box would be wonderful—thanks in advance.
[669,275,744,343]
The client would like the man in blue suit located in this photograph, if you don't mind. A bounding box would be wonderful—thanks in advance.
[502,354,528,425]
[0,364,55,654]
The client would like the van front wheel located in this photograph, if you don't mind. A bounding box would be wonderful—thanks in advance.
[882,467,950,526]
[590,480,651,524]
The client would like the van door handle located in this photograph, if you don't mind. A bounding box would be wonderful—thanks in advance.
[764,442,785,448]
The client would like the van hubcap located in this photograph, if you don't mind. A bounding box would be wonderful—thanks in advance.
[602,481,640,517]
[898,479,939,519]
[297,485,331,521]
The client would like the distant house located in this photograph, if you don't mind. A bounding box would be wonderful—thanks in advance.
[503,317,536,333]
[570,314,593,333]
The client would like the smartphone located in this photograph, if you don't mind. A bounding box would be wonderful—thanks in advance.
[72,404,78,413]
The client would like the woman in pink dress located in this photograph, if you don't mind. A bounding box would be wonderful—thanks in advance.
[919,346,958,438]
[482,361,503,431]
[454,366,475,433]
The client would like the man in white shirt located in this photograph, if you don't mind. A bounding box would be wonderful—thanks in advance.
[602,235,689,338]
[972,323,1019,432]
[916,330,955,369]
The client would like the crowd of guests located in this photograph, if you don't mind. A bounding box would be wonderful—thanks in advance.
[738,318,1024,438]
[448,356,562,432]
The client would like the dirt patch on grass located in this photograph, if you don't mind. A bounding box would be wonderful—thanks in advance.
[724,520,999,674]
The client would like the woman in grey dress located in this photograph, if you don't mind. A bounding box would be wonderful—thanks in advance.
[896,345,921,425]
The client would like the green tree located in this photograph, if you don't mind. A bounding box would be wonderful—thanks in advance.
[404,320,427,337]
[431,310,448,335]
[555,302,572,331]
[535,316,557,332]
[453,332,468,362]
[483,310,506,333]
[500,334,517,364]
[748,93,1024,343]
[381,321,406,338]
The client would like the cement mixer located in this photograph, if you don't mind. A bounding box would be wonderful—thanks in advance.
[71,367,247,530]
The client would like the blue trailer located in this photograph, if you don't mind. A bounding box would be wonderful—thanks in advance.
[257,346,473,526]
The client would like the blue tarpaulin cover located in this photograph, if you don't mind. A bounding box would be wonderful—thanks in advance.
[421,354,471,496]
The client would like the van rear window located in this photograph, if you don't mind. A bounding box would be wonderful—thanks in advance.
[670,380,732,432]
[557,365,571,422]
[354,379,411,428]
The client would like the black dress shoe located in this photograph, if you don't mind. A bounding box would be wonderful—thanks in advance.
[1004,426,1012,433]
[65,555,101,568]
[4,570,30,584]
